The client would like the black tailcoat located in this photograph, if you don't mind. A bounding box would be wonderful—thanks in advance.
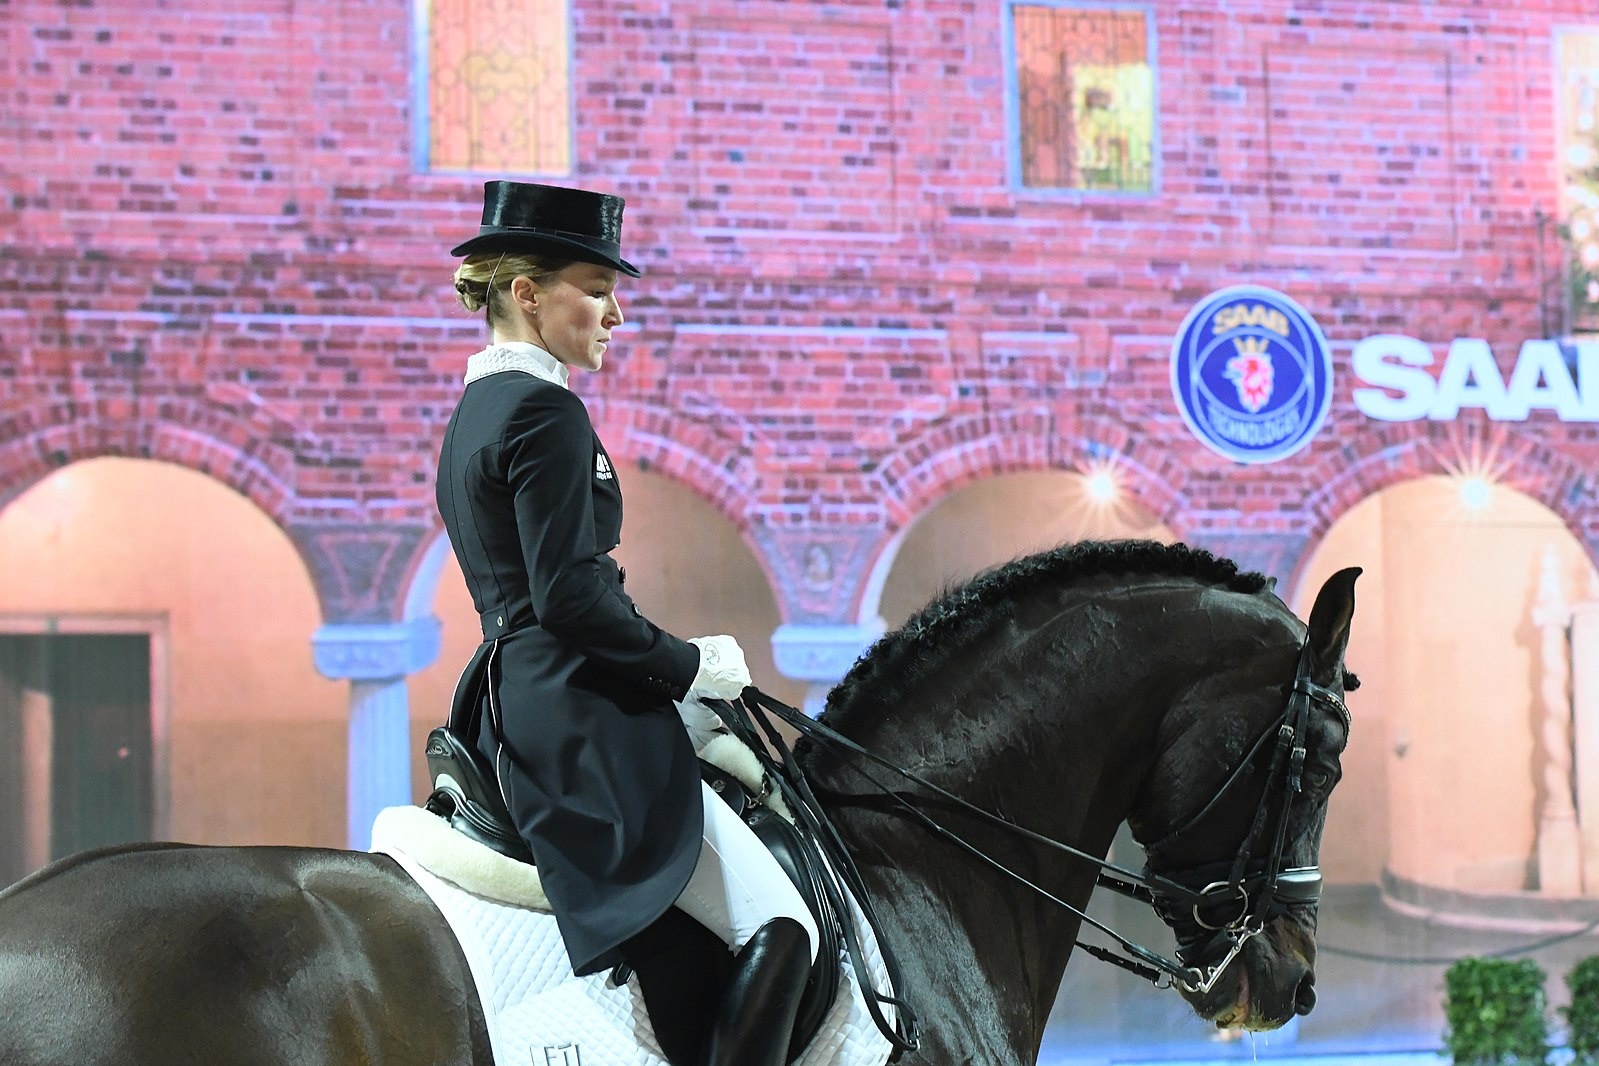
[436,368,703,975]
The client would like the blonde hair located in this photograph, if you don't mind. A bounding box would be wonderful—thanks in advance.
[453,251,572,323]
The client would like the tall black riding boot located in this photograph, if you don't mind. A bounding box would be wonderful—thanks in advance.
[701,916,812,1066]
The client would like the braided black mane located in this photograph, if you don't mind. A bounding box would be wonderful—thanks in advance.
[820,539,1270,729]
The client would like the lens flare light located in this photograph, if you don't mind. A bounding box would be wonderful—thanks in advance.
[1085,467,1119,504]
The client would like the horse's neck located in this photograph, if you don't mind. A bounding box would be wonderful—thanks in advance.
[818,594,1186,1064]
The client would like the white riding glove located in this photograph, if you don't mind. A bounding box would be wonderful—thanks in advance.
[673,694,724,753]
[687,634,751,701]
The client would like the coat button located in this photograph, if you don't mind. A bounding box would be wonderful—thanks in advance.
[631,604,642,617]
[496,615,504,626]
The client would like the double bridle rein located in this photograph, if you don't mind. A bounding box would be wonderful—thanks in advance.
[713,639,1350,1055]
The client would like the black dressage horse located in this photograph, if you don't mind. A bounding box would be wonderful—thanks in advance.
[0,541,1359,1066]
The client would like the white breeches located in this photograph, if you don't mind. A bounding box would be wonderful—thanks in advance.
[672,780,821,964]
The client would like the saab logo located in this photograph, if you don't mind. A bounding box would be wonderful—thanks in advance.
[1226,336,1274,412]
[1351,335,1599,422]
[594,453,614,480]
[1170,285,1333,463]
[541,1044,582,1065]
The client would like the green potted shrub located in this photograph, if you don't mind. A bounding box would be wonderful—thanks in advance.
[1563,956,1599,1065]
[1442,957,1549,1066]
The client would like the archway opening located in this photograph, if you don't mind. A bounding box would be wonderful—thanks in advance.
[1295,476,1599,895]
[875,469,1173,629]
[0,457,341,883]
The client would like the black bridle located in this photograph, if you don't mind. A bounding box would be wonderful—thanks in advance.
[710,639,1350,1054]
[1095,641,1351,992]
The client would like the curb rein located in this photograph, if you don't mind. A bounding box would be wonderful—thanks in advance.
[709,639,1349,1055]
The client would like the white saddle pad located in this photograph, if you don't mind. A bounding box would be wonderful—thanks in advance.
[372,805,896,1066]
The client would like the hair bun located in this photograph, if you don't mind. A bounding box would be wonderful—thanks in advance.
[454,274,488,313]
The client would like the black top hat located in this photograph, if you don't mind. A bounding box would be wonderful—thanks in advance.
[450,181,642,277]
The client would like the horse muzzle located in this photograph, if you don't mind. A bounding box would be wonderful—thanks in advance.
[1178,920,1317,1031]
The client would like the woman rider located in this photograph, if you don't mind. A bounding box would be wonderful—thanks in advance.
[438,180,819,1066]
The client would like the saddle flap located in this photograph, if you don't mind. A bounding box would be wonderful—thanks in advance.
[747,806,845,1058]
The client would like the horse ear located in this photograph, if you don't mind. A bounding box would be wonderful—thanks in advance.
[1263,575,1279,595]
[1305,566,1361,680]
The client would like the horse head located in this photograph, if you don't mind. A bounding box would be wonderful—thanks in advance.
[1128,566,1360,1031]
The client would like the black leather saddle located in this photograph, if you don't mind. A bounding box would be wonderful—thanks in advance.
[422,727,535,863]
[422,726,844,1054]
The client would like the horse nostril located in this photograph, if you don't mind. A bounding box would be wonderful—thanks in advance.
[1295,975,1317,1016]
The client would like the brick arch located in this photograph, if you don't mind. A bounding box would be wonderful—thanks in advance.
[593,399,757,522]
[873,409,1185,533]
[857,411,1188,621]
[873,409,1057,530]
[1296,423,1596,554]
[0,392,300,524]
[1066,413,1191,532]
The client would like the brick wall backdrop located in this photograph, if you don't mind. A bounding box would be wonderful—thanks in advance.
[2,0,1596,624]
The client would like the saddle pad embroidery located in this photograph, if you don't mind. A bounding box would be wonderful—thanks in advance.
[375,819,894,1066]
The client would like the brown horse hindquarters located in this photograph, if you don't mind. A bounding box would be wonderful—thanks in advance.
[0,843,491,1066]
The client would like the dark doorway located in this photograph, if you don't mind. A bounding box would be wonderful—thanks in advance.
[0,633,153,884]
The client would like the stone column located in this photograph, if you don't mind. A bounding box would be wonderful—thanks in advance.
[771,621,886,717]
[1533,547,1581,896]
[752,520,893,717]
[1573,574,1599,894]
[312,616,441,850]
